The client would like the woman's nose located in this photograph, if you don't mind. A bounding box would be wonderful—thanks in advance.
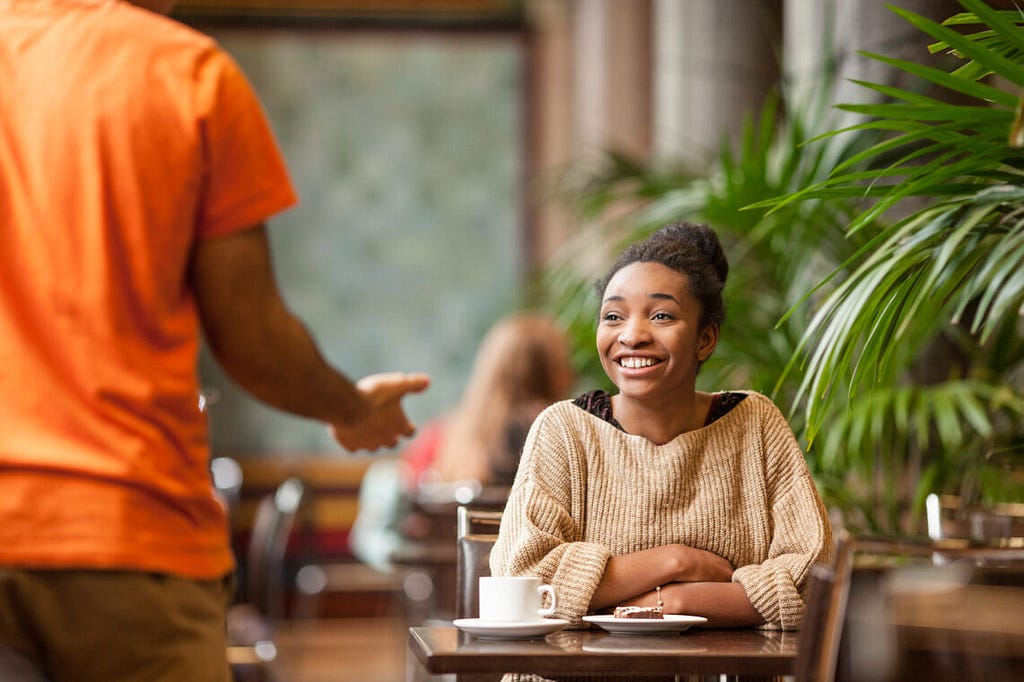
[618,321,649,346]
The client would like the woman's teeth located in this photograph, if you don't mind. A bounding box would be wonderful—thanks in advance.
[619,357,657,369]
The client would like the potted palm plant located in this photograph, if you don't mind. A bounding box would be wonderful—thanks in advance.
[763,0,1024,531]
[541,0,1024,536]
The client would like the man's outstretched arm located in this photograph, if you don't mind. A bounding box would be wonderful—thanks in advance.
[190,224,429,451]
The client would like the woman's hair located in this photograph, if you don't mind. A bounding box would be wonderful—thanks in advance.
[595,221,728,329]
[434,311,574,485]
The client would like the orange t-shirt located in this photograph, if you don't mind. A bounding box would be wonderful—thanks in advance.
[0,0,298,578]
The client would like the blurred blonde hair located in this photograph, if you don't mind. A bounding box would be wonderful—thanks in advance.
[433,311,573,485]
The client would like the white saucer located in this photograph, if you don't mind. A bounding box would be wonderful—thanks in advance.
[582,614,707,635]
[452,617,570,640]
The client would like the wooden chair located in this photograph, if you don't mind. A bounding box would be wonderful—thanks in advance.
[795,532,1024,682]
[393,491,507,623]
[455,506,503,620]
[446,507,504,682]
[793,532,854,682]
[227,477,311,681]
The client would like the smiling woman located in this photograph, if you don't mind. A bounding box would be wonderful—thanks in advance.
[489,222,834,681]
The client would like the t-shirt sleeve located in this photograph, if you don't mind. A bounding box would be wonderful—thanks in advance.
[193,48,298,238]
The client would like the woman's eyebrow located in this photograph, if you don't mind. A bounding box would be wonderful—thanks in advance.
[602,292,680,305]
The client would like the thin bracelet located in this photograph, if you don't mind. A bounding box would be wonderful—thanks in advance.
[655,585,663,609]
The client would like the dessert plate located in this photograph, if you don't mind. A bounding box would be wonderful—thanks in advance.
[582,614,707,635]
[453,618,570,640]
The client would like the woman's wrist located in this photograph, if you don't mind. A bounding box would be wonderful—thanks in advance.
[659,583,680,614]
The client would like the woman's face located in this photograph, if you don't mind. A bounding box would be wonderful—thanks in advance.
[597,262,717,403]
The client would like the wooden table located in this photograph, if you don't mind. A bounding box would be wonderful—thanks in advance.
[887,583,1024,681]
[408,625,797,680]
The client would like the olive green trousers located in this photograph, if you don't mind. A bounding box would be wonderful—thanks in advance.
[0,568,233,682]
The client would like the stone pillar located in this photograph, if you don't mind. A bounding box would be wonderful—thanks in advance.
[526,0,653,264]
[784,0,963,124]
[652,0,782,169]
[525,0,577,269]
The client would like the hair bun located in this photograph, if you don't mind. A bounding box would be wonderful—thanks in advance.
[654,222,728,285]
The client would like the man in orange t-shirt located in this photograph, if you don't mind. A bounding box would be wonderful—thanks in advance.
[0,0,429,679]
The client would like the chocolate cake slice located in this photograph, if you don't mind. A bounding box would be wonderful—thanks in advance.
[613,605,664,619]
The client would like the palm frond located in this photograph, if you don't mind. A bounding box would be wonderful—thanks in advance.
[795,185,1024,440]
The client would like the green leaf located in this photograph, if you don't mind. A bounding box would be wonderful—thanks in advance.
[856,49,1018,107]
[889,4,1024,86]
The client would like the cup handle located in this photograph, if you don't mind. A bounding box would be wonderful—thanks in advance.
[537,584,557,617]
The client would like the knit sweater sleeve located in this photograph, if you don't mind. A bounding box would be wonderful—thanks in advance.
[731,397,833,630]
[489,404,612,625]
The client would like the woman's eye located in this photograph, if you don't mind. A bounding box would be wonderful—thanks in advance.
[652,312,674,321]
[601,312,622,322]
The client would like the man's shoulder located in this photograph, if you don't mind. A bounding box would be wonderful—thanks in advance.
[71,1,218,58]
[130,7,217,49]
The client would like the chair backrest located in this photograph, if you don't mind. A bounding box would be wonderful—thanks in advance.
[455,506,503,620]
[793,532,854,682]
[246,477,309,621]
[796,532,1024,682]
[793,564,837,682]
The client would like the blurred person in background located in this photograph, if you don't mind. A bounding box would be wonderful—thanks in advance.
[0,0,428,680]
[351,311,574,572]
[425,311,576,488]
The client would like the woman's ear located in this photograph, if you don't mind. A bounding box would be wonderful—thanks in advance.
[697,323,719,362]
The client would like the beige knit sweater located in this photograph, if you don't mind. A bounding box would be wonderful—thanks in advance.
[489,391,833,632]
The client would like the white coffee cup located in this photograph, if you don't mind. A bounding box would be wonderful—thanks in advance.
[479,576,557,622]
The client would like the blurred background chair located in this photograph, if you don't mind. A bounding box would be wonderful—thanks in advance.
[926,492,1024,549]
[455,506,503,620]
[227,476,310,682]
[795,532,1024,682]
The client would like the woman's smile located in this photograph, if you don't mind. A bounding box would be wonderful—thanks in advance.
[616,355,662,370]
